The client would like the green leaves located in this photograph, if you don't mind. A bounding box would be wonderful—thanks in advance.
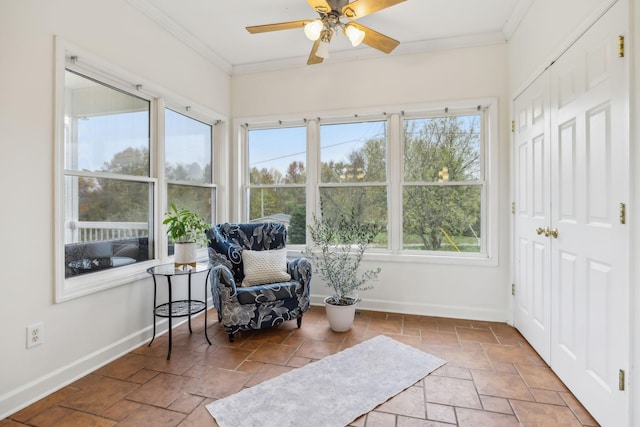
[305,210,381,304]
[163,203,209,245]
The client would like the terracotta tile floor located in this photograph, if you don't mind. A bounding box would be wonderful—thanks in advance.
[1,306,600,426]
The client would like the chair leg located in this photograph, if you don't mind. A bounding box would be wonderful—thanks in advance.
[228,333,235,343]
[297,315,302,328]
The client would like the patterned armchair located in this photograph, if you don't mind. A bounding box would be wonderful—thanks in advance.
[207,222,312,342]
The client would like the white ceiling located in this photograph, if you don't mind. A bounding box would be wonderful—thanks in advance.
[126,0,532,75]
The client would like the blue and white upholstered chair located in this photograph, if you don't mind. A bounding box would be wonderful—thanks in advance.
[206,222,312,342]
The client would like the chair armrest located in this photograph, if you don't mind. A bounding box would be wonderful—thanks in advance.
[287,257,312,296]
[211,264,238,294]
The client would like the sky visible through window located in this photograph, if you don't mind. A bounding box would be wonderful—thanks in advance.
[249,121,386,176]
[76,112,147,172]
[75,111,210,173]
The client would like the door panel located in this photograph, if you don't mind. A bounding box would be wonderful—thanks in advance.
[557,250,577,357]
[549,2,629,425]
[557,121,576,220]
[513,73,551,364]
[586,105,611,223]
[513,2,629,425]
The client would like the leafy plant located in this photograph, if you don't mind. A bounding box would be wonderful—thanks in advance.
[304,210,381,306]
[163,203,209,245]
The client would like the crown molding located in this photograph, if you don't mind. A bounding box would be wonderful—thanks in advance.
[232,31,507,75]
[125,0,233,75]
[502,0,534,40]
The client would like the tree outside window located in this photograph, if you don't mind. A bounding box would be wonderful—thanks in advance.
[165,108,215,252]
[319,121,388,248]
[63,69,153,278]
[403,115,482,252]
[245,111,486,256]
[248,126,307,243]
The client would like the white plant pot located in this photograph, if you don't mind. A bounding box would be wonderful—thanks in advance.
[174,242,197,267]
[324,296,358,332]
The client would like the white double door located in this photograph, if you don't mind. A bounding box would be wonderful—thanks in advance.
[513,2,629,426]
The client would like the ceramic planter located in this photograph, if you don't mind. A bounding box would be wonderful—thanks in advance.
[324,296,358,332]
[174,242,197,267]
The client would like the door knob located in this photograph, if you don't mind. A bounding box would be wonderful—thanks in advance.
[550,228,558,238]
[544,227,551,237]
[536,227,545,235]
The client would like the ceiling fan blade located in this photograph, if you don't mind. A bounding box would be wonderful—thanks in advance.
[307,39,324,65]
[306,0,332,14]
[246,20,311,34]
[350,22,399,54]
[342,0,406,19]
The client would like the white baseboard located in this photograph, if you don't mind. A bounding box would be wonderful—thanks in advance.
[309,295,509,323]
[0,324,155,420]
[0,299,213,420]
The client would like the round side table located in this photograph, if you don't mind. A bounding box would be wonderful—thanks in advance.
[147,262,212,360]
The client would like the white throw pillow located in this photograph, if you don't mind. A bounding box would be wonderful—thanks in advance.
[241,248,291,287]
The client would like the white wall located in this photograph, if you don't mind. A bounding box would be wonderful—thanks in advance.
[232,44,512,323]
[0,0,230,418]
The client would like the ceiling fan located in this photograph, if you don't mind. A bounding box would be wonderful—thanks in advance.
[246,0,406,65]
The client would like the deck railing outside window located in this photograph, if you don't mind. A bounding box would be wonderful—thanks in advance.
[69,221,149,242]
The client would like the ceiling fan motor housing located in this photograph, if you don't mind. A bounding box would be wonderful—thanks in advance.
[320,0,352,15]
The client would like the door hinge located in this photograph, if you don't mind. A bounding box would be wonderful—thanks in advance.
[511,284,516,296]
[618,36,625,58]
[620,203,626,224]
[511,202,516,214]
[511,120,516,133]
[619,369,625,390]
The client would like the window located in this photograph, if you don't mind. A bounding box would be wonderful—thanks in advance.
[402,113,483,254]
[243,105,494,262]
[55,44,221,302]
[319,120,388,248]
[247,125,307,244]
[165,108,215,253]
[63,69,153,280]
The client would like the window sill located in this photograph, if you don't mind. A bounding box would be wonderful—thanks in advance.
[287,246,497,267]
[56,259,157,303]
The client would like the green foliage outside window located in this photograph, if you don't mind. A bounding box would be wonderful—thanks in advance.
[403,115,482,252]
[78,147,150,223]
[247,115,483,253]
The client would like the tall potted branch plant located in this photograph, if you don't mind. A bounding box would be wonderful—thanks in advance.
[305,211,381,332]
[163,203,209,267]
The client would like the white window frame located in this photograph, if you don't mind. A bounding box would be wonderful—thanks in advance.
[162,104,218,259]
[239,99,498,266]
[316,115,390,249]
[54,38,222,302]
[400,108,488,259]
[244,121,308,245]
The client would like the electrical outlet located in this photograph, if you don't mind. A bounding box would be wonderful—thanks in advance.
[26,322,43,348]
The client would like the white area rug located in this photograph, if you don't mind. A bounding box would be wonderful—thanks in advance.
[206,335,446,427]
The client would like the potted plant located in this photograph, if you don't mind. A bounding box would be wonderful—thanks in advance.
[163,203,210,267]
[304,210,381,332]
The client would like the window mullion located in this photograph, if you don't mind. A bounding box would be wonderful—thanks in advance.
[307,119,320,224]
[388,113,402,253]
[155,98,166,260]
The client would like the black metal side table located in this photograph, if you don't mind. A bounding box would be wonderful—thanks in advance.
[147,262,212,359]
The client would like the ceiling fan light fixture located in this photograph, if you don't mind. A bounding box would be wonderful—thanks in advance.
[316,40,330,58]
[315,29,333,59]
[304,19,323,41]
[345,24,365,47]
